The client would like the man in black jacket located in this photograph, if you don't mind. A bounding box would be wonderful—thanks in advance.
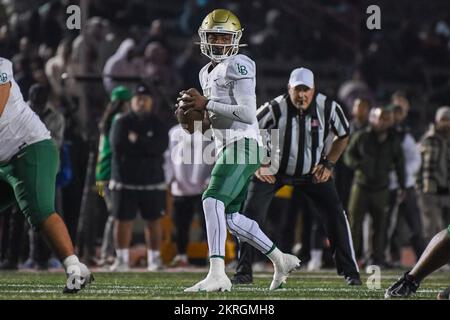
[109,83,168,272]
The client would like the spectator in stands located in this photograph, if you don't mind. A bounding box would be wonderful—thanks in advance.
[391,90,423,140]
[40,1,64,52]
[175,39,205,90]
[386,104,426,266]
[179,0,212,36]
[337,70,373,116]
[12,54,34,101]
[417,106,450,241]
[164,124,213,267]
[137,19,170,56]
[71,16,109,128]
[142,41,172,88]
[103,38,142,94]
[95,86,132,267]
[109,83,168,271]
[0,24,15,59]
[345,105,405,266]
[45,39,72,100]
[335,97,372,211]
[249,9,282,60]
[142,41,181,123]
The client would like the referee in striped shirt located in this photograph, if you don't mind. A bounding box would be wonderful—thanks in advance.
[231,68,361,286]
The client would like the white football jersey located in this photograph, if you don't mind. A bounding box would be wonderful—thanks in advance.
[199,54,262,152]
[0,57,51,162]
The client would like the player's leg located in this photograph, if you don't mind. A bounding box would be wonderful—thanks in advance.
[410,226,450,279]
[40,214,74,259]
[385,225,450,298]
[141,190,165,271]
[226,211,301,290]
[223,141,300,290]
[184,198,230,292]
[231,177,279,284]
[110,189,138,271]
[185,139,257,292]
[9,140,92,293]
[225,179,275,255]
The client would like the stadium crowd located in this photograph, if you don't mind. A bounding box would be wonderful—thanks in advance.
[1,0,450,272]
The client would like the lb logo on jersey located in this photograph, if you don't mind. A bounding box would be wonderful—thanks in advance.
[0,73,7,83]
[237,63,248,76]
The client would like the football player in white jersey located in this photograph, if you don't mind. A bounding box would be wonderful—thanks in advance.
[178,9,300,292]
[0,57,93,293]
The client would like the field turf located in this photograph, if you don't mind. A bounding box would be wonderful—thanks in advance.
[0,268,448,300]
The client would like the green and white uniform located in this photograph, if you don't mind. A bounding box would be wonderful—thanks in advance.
[0,57,58,229]
[200,54,274,258]
[200,54,262,153]
[201,54,263,213]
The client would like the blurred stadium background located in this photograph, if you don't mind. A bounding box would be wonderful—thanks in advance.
[1,0,450,299]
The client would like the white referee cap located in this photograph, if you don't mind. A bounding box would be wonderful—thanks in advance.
[288,67,314,89]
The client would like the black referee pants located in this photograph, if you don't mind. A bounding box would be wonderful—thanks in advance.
[235,175,359,278]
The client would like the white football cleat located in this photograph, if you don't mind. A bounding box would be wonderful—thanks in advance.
[184,273,232,292]
[270,254,301,290]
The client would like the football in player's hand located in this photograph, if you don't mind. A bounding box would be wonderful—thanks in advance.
[175,105,204,134]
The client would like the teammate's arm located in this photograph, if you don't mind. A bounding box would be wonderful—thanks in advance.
[0,82,11,117]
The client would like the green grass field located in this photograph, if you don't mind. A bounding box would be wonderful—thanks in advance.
[0,268,448,300]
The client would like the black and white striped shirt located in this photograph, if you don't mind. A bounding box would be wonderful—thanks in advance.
[257,93,350,176]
